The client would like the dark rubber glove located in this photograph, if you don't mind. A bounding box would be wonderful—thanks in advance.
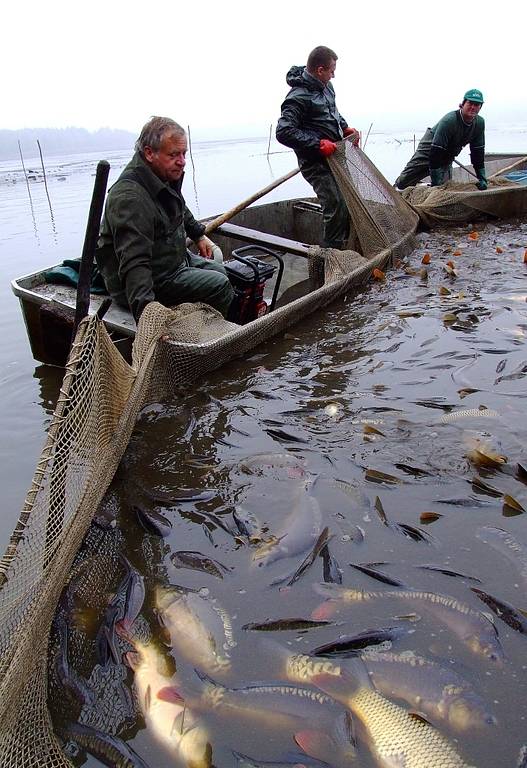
[343,127,360,146]
[476,168,488,191]
[319,139,337,157]
[430,167,445,187]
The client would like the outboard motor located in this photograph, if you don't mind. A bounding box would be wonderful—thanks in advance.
[224,246,284,325]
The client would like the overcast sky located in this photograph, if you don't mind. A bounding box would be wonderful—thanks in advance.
[3,0,525,140]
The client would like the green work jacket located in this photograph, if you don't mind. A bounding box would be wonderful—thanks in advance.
[96,151,205,320]
[429,110,485,171]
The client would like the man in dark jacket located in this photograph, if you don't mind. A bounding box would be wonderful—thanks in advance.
[96,116,234,322]
[276,46,359,250]
[394,89,487,191]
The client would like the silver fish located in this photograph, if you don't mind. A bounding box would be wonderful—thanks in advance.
[252,484,322,567]
[440,408,499,423]
[196,672,355,764]
[361,649,497,732]
[124,635,211,767]
[476,526,527,586]
[155,585,234,674]
[312,661,476,767]
[312,584,503,663]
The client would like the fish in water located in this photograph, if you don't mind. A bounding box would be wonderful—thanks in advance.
[63,722,150,768]
[360,649,497,732]
[155,585,234,674]
[233,505,271,545]
[194,671,355,765]
[123,631,212,767]
[252,484,322,567]
[312,584,504,663]
[471,588,527,634]
[169,550,231,580]
[310,626,414,658]
[239,452,307,478]
[311,660,477,767]
[242,618,331,632]
[476,526,527,586]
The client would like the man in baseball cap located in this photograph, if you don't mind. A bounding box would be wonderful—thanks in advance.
[395,89,487,191]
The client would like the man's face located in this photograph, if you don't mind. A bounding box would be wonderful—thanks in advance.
[315,59,336,85]
[144,131,187,183]
[461,100,482,123]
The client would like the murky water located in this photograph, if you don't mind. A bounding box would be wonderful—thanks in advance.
[50,219,527,767]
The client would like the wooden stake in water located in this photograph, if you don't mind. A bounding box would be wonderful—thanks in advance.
[36,139,52,206]
[17,140,32,201]
[267,123,272,157]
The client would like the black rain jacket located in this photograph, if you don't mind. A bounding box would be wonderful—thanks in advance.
[276,66,349,165]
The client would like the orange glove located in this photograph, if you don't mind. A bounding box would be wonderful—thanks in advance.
[343,127,360,146]
[319,139,337,157]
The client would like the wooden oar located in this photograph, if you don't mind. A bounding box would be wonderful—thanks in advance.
[489,155,527,179]
[452,158,479,180]
[204,167,300,234]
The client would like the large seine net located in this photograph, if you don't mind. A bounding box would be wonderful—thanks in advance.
[400,177,527,227]
[0,145,419,766]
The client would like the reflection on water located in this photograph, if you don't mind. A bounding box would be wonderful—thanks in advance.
[52,219,527,768]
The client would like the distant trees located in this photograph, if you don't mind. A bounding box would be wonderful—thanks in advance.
[0,127,135,160]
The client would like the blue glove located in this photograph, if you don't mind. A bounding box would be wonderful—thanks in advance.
[476,168,488,191]
[430,167,445,187]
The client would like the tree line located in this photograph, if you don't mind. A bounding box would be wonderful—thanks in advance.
[0,127,136,161]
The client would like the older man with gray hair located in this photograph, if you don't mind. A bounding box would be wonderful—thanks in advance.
[96,116,233,322]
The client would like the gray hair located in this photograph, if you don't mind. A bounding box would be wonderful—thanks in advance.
[135,116,186,154]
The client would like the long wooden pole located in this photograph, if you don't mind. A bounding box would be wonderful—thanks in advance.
[204,167,300,234]
[488,155,527,179]
[452,157,478,180]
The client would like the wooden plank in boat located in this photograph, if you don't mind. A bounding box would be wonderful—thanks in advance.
[216,222,312,257]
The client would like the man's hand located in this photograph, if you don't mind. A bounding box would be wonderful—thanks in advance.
[343,127,360,146]
[320,139,337,157]
[475,168,488,191]
[195,235,215,259]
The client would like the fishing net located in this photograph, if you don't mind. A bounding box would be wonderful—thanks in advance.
[397,155,527,227]
[0,145,419,766]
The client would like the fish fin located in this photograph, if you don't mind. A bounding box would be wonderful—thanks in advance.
[311,662,370,704]
[294,729,338,762]
[311,600,338,621]
[408,710,433,725]
[157,685,185,704]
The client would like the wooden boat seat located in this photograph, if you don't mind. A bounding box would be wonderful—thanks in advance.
[216,222,311,257]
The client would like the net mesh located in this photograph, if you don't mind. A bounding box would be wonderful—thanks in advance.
[400,177,527,227]
[0,146,418,766]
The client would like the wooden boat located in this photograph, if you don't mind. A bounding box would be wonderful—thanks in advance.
[11,195,339,366]
[11,151,524,372]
